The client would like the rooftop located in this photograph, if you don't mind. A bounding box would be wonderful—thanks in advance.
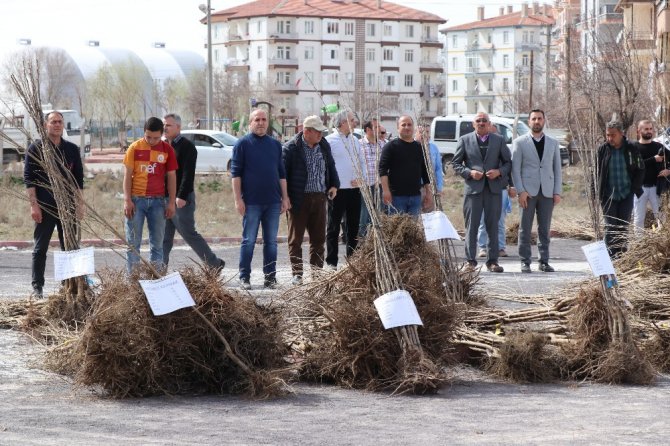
[444,8,555,32]
[211,0,445,24]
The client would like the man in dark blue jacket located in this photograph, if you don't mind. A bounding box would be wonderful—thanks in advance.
[282,116,339,285]
[595,120,645,257]
[24,111,84,298]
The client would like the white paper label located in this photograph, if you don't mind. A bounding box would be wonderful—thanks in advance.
[139,271,196,316]
[421,211,460,241]
[581,240,616,277]
[373,289,423,330]
[53,246,95,281]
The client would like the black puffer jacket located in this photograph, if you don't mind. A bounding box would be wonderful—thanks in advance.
[282,132,340,212]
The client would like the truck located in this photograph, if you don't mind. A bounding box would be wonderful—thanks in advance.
[1,108,90,165]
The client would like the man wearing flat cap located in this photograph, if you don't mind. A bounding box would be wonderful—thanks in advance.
[282,115,340,285]
[595,120,644,257]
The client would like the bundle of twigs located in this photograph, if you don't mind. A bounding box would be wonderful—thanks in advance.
[288,214,470,393]
[45,266,291,398]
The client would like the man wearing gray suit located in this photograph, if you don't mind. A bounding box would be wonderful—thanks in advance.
[452,112,512,272]
[511,109,562,273]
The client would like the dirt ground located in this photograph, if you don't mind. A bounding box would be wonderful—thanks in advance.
[2,240,670,445]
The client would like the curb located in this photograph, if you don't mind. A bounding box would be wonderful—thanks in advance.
[0,236,298,250]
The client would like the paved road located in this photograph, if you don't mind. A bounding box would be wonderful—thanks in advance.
[4,239,670,445]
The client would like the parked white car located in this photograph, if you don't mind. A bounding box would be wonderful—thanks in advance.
[180,130,238,173]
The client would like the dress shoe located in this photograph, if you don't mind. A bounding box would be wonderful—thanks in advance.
[499,249,508,257]
[539,262,555,272]
[486,263,504,273]
[521,263,531,273]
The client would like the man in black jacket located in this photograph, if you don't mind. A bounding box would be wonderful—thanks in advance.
[162,113,225,271]
[282,115,339,285]
[595,120,645,257]
[24,111,84,298]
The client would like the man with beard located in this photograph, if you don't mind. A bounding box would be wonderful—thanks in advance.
[632,120,666,232]
[511,109,562,273]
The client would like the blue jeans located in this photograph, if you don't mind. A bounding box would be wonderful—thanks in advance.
[125,196,166,273]
[387,194,422,216]
[359,185,383,238]
[239,203,281,281]
[478,189,510,251]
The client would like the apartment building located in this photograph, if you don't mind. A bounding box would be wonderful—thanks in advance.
[442,3,555,116]
[576,0,623,56]
[210,0,445,130]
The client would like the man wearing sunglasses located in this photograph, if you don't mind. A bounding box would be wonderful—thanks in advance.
[452,112,512,273]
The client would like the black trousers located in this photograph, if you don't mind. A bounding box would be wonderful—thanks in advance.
[326,188,362,267]
[32,211,66,289]
[602,193,634,258]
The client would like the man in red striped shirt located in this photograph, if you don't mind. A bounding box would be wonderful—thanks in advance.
[123,117,177,273]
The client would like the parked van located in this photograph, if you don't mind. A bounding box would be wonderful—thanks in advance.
[431,114,569,173]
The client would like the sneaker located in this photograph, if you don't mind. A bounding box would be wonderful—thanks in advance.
[478,249,487,258]
[499,249,508,257]
[291,275,303,286]
[486,263,504,273]
[464,261,477,272]
[326,264,337,271]
[521,263,531,273]
[539,262,555,273]
[32,286,43,299]
[240,278,251,290]
[264,278,278,289]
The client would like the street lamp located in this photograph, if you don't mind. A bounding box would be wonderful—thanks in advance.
[199,1,213,130]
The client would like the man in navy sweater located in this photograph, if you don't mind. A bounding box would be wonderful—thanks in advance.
[162,113,225,271]
[24,111,84,298]
[231,109,290,289]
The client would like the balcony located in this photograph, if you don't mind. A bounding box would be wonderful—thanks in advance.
[420,36,442,48]
[517,42,542,51]
[224,59,250,71]
[465,43,495,54]
[226,33,249,44]
[464,67,494,78]
[419,61,443,72]
[269,32,299,42]
[268,57,299,68]
[465,89,495,100]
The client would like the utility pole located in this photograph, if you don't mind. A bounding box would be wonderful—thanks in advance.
[566,25,572,128]
[545,24,551,107]
[529,51,534,110]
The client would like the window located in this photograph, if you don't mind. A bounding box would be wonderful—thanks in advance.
[503,54,509,68]
[503,78,509,92]
[487,79,493,91]
[423,74,431,85]
[257,46,263,59]
[277,20,291,34]
[522,54,529,66]
[275,71,291,85]
[522,31,529,43]
[329,48,338,60]
[404,74,413,87]
[383,48,394,61]
[423,25,431,39]
[404,49,414,63]
[366,73,376,88]
[529,32,535,43]
[244,22,249,35]
[521,77,529,90]
[425,100,431,111]
[451,103,458,114]
[304,72,314,86]
[304,46,314,60]
[452,79,458,91]
[434,119,456,139]
[213,49,219,63]
[304,21,314,35]
[487,34,492,44]
[467,56,478,69]
[257,72,262,84]
[344,47,353,61]
[257,21,261,33]
[451,57,458,70]
[326,21,339,34]
[384,74,395,87]
[366,23,376,37]
[276,46,291,59]
[214,25,219,39]
[384,24,393,37]
[305,97,314,113]
[403,98,413,110]
[345,72,354,86]
[366,48,376,61]
[345,22,354,36]
[405,24,414,38]
[451,34,457,48]
[503,31,509,44]
[487,102,493,114]
[325,72,339,85]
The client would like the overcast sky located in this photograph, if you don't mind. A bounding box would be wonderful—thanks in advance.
[2,0,530,54]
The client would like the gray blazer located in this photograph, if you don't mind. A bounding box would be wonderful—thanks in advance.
[452,132,512,195]
[511,133,562,198]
